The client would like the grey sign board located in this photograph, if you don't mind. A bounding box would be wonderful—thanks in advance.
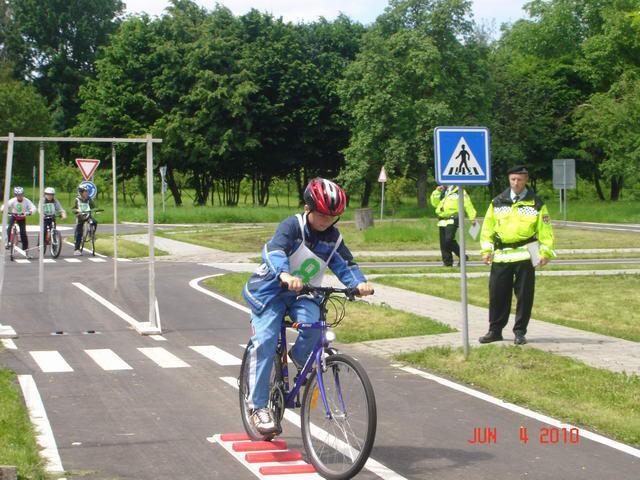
[553,159,576,189]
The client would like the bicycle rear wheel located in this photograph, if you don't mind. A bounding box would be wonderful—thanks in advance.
[9,229,15,261]
[51,229,61,258]
[239,341,284,441]
[301,353,377,480]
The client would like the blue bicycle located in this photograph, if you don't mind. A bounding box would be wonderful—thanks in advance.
[239,285,377,479]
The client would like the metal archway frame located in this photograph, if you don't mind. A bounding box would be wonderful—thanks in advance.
[0,133,163,336]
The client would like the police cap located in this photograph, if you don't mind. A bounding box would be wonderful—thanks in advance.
[507,165,529,175]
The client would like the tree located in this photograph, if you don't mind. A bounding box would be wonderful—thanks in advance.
[5,0,124,137]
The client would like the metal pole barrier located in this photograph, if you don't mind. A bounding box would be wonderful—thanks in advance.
[146,134,159,331]
[112,144,118,290]
[380,182,385,220]
[458,185,469,359]
[0,133,15,312]
[32,165,36,200]
[563,162,567,221]
[38,144,45,293]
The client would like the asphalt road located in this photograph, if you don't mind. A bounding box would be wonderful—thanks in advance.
[1,237,638,479]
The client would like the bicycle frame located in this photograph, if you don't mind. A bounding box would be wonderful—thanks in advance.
[278,301,339,419]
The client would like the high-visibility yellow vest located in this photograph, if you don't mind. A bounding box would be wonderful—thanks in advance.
[430,186,477,227]
[480,188,556,263]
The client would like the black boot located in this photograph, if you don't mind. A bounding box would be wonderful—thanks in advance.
[479,331,503,344]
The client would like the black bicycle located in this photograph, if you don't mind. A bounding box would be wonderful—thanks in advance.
[239,285,377,479]
[42,213,62,258]
[78,209,102,256]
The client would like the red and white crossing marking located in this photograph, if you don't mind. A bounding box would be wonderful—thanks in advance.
[208,433,320,479]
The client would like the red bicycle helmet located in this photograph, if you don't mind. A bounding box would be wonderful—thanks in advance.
[303,178,347,216]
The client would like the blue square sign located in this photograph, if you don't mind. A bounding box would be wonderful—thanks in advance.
[434,127,491,185]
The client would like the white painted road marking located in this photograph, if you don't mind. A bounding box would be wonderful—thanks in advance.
[30,351,74,373]
[72,282,141,329]
[88,257,107,263]
[138,347,190,368]
[149,334,167,342]
[218,377,406,480]
[65,258,82,263]
[1,338,17,349]
[116,258,132,262]
[189,274,251,314]
[43,258,56,263]
[15,258,31,263]
[400,366,640,459]
[18,375,65,473]
[85,349,133,371]
[190,345,242,366]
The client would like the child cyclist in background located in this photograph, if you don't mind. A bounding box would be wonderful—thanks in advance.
[242,178,374,435]
[2,186,36,257]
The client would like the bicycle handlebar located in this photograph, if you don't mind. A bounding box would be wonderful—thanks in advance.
[280,282,373,301]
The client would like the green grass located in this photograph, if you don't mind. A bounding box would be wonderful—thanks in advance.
[360,263,640,275]
[0,368,46,479]
[91,236,169,258]
[375,274,640,341]
[155,219,640,254]
[396,346,640,446]
[201,273,455,343]
[357,252,640,262]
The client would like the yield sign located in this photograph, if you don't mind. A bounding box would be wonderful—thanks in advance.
[378,166,387,183]
[75,158,100,181]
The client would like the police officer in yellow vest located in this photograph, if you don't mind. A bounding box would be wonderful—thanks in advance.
[430,185,477,266]
[479,165,556,345]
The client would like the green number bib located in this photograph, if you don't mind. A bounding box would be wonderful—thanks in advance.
[79,202,91,213]
[15,203,23,213]
[43,203,55,215]
[292,258,321,284]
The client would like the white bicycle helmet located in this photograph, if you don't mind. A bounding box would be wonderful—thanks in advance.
[44,187,56,195]
[13,186,24,195]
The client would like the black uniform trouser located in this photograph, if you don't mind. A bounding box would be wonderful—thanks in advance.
[438,222,460,266]
[489,260,536,335]
[74,216,98,249]
[7,217,28,249]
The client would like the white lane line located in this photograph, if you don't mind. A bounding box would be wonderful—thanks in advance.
[17,375,65,473]
[93,250,107,258]
[64,258,82,263]
[116,258,132,262]
[218,377,406,480]
[138,347,190,368]
[15,258,31,264]
[72,282,140,329]
[190,345,242,366]
[29,351,74,373]
[189,274,251,314]
[88,257,107,263]
[150,334,167,342]
[85,349,133,371]
[43,259,56,263]
[399,366,640,459]
[14,245,28,257]
[1,338,17,349]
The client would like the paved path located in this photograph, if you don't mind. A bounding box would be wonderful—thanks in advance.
[123,234,253,262]
[365,269,640,279]
[354,248,640,257]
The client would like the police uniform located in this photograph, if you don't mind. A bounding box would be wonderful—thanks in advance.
[479,166,555,344]
[430,186,477,266]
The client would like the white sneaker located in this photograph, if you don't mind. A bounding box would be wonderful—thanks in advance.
[250,408,279,435]
[74,250,82,256]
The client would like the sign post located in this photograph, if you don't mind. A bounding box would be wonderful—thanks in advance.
[378,166,387,220]
[159,166,167,213]
[435,127,491,359]
[0,133,17,338]
[553,159,575,222]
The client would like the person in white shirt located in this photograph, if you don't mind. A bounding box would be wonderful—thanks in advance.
[39,187,67,235]
[2,186,36,256]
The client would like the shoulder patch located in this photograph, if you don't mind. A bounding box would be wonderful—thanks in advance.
[543,215,550,224]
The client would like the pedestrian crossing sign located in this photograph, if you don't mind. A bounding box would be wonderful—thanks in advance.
[434,127,491,185]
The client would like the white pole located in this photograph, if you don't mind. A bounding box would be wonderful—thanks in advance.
[32,165,36,200]
[563,162,568,222]
[112,144,118,290]
[380,182,385,220]
[0,133,15,308]
[38,144,45,293]
[458,185,469,359]
[146,134,159,331]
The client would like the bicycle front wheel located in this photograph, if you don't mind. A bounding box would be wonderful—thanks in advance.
[51,229,61,258]
[301,353,377,480]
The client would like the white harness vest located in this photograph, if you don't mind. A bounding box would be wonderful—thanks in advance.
[288,213,342,287]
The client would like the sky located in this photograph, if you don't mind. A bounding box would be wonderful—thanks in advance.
[123,1,530,31]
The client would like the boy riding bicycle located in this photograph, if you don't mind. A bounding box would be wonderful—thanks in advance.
[2,186,36,257]
[72,185,98,256]
[242,178,373,435]
[39,187,67,232]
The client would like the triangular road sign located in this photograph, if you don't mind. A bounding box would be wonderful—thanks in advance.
[378,166,387,183]
[75,158,100,181]
[443,137,485,176]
